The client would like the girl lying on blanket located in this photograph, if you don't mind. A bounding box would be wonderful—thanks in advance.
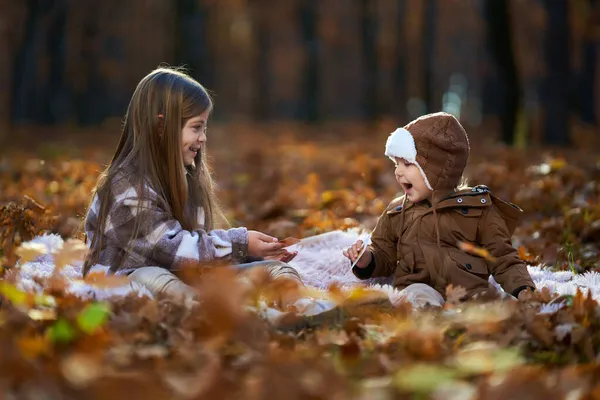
[344,112,535,308]
[82,66,334,318]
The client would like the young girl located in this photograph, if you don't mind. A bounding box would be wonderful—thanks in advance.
[83,67,306,304]
[343,112,535,307]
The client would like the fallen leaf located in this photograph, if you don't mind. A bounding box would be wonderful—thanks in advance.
[28,308,57,321]
[15,242,47,264]
[394,364,458,394]
[53,238,88,270]
[17,335,50,359]
[76,303,111,334]
[445,284,468,305]
[47,318,77,343]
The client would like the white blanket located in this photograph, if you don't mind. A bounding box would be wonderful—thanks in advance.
[13,232,600,308]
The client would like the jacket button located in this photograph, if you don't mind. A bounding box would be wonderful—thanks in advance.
[465,263,472,270]
[461,208,468,214]
[237,250,244,257]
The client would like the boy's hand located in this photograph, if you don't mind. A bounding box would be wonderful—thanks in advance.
[517,287,534,302]
[343,240,372,268]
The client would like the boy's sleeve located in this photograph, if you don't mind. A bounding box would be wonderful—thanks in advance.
[106,188,248,269]
[352,207,398,279]
[477,206,535,297]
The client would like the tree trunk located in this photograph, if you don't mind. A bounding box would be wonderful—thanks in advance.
[541,0,571,145]
[175,0,213,89]
[298,0,319,122]
[0,1,28,138]
[394,0,407,119]
[255,2,270,120]
[483,0,521,145]
[361,0,378,121]
[422,0,437,114]
[576,0,598,125]
[12,0,71,124]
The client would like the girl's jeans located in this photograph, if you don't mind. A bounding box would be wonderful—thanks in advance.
[127,261,302,301]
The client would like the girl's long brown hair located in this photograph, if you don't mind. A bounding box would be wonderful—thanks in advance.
[83,67,224,276]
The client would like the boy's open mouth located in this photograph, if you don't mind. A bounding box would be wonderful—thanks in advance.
[402,183,413,190]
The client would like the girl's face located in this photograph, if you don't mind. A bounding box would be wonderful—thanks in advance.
[394,157,432,203]
[181,109,210,166]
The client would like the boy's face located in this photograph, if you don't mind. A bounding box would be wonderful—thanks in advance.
[393,157,432,203]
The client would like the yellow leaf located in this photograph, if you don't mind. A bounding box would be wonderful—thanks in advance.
[549,158,566,171]
[15,242,48,264]
[28,308,57,321]
[0,282,30,306]
[53,239,88,269]
[33,294,57,307]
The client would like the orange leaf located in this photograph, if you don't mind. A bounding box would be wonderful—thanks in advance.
[17,335,50,359]
[278,237,301,247]
[53,239,88,270]
[457,241,497,262]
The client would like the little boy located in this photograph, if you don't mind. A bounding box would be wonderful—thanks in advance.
[343,112,535,307]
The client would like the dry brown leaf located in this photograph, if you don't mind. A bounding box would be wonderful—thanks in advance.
[53,238,89,270]
[445,284,468,306]
[15,242,48,264]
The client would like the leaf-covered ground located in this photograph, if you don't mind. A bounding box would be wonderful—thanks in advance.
[1,124,600,399]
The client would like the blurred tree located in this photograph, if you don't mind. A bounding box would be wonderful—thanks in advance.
[74,2,111,126]
[575,0,599,126]
[361,0,378,121]
[175,0,214,90]
[0,1,28,135]
[255,1,270,120]
[541,0,571,145]
[422,0,437,114]
[394,0,407,119]
[12,0,72,125]
[482,0,521,145]
[298,0,319,122]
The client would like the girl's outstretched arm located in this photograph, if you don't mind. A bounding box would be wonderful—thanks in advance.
[88,187,248,270]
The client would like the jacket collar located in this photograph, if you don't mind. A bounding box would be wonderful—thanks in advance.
[386,187,492,215]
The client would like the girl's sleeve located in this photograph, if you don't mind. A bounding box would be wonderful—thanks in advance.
[105,188,248,269]
[477,206,535,296]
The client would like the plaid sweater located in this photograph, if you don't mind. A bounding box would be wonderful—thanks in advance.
[85,169,248,275]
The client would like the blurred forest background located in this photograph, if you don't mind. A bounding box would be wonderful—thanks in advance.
[0,0,599,148]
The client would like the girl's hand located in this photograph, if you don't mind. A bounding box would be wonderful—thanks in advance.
[248,230,290,258]
[343,240,372,268]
